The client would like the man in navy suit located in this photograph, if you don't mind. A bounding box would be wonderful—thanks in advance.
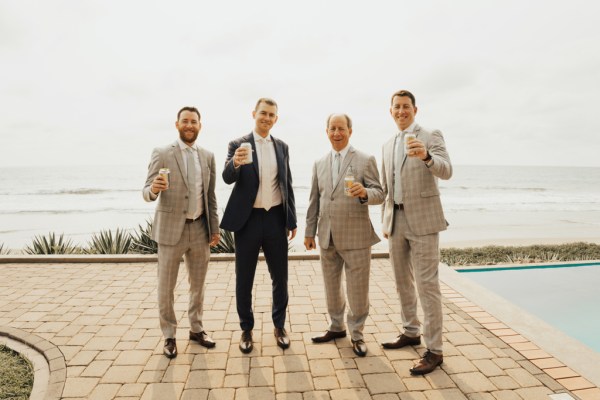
[221,98,297,353]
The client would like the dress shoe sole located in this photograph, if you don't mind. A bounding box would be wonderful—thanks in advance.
[163,351,177,359]
[409,361,443,375]
[239,345,253,354]
[311,332,347,343]
[381,337,421,349]
[276,341,290,350]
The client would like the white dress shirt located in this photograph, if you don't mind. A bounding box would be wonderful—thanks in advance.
[252,132,282,210]
[393,121,416,205]
[178,139,204,219]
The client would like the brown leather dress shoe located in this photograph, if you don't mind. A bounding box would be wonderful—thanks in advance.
[351,339,367,357]
[189,331,216,348]
[381,334,421,349]
[274,327,290,349]
[311,330,347,343]
[239,330,253,354]
[410,350,443,375]
[163,338,177,358]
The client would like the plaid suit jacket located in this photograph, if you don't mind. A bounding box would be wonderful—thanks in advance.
[305,146,384,250]
[381,124,452,236]
[143,141,219,245]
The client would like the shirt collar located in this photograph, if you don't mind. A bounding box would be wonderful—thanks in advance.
[398,121,417,135]
[331,144,351,159]
[253,131,272,143]
[177,138,197,151]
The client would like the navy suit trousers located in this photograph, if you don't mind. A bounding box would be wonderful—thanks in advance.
[234,204,289,331]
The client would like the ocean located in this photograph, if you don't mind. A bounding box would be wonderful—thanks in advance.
[1,164,600,251]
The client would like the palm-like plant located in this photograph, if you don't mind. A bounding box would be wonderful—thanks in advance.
[130,220,158,254]
[86,228,132,254]
[211,228,236,253]
[24,233,80,255]
[0,243,10,255]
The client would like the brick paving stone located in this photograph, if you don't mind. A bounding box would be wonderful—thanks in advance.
[466,394,495,400]
[163,364,191,383]
[101,365,144,384]
[186,370,226,389]
[472,359,505,377]
[180,388,209,400]
[573,388,600,400]
[557,377,595,391]
[442,356,478,374]
[113,350,153,366]
[373,395,400,400]
[404,376,433,391]
[425,368,457,389]
[277,393,304,400]
[274,355,310,372]
[88,383,121,400]
[309,359,335,377]
[399,393,428,400]
[313,376,340,390]
[355,355,395,374]
[236,387,276,400]
[226,357,250,374]
[303,391,332,400]
[491,357,519,370]
[515,386,553,399]
[137,370,165,384]
[423,388,468,399]
[445,332,480,346]
[68,350,99,366]
[504,368,542,388]
[274,371,314,393]
[81,360,113,377]
[490,391,521,400]
[363,372,406,394]
[117,383,147,397]
[544,366,579,380]
[223,374,249,388]
[457,344,496,360]
[329,388,372,400]
[140,382,184,399]
[451,371,497,394]
[335,368,366,388]
[530,357,564,369]
[306,344,341,359]
[207,387,235,400]
[250,367,274,387]
[489,375,520,390]
[62,377,100,398]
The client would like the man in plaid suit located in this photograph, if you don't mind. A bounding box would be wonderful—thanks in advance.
[380,90,453,374]
[143,107,220,358]
[304,113,383,357]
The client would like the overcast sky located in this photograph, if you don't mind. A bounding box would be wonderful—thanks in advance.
[1,0,599,169]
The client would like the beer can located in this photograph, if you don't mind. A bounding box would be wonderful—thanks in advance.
[240,142,253,164]
[159,168,170,189]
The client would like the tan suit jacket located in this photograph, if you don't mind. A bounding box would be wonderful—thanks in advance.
[381,124,452,236]
[143,141,219,245]
[305,146,384,250]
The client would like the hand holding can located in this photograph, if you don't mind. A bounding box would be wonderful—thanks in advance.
[237,143,253,165]
[404,133,416,155]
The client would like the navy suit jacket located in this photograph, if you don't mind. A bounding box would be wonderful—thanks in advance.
[220,132,297,232]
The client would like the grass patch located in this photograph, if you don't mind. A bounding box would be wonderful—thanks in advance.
[441,242,600,266]
[0,344,34,400]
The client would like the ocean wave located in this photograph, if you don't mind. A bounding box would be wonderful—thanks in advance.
[0,208,153,215]
[447,186,548,192]
[0,188,139,196]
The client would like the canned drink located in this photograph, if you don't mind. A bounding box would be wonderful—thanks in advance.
[240,142,253,164]
[404,133,416,153]
[159,168,170,189]
[344,166,354,197]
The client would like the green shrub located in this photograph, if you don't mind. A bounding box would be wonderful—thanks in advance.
[24,233,80,255]
[86,228,132,254]
[0,244,10,255]
[211,228,235,253]
[130,220,158,254]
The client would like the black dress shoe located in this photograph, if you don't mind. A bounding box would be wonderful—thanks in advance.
[239,330,253,354]
[410,350,443,375]
[274,327,290,349]
[189,331,216,348]
[163,338,177,358]
[352,339,367,357]
[311,330,347,343]
[382,334,421,349]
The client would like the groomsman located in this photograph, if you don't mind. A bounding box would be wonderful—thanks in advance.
[143,107,220,358]
[305,114,383,357]
[220,98,297,353]
[380,90,453,374]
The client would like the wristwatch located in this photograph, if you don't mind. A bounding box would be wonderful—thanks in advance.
[423,151,432,162]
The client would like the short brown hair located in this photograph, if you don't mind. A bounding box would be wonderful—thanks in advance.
[326,113,352,129]
[177,106,201,120]
[254,98,278,111]
[390,90,416,107]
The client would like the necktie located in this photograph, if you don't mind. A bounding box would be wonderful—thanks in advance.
[260,138,272,211]
[393,133,405,204]
[332,152,341,186]
[186,147,197,217]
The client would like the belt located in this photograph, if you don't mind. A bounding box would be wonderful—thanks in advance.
[394,203,404,210]
[185,214,203,223]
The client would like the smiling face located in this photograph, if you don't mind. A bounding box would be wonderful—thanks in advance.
[252,101,278,137]
[390,95,417,131]
[176,110,201,144]
[327,114,352,152]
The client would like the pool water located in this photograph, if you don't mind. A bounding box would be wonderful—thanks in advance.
[458,262,600,353]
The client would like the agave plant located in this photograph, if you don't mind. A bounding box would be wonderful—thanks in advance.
[0,243,10,255]
[130,220,158,254]
[24,233,80,255]
[211,228,235,253]
[86,228,132,254]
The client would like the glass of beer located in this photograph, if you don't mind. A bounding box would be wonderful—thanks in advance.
[404,133,416,154]
[159,168,170,189]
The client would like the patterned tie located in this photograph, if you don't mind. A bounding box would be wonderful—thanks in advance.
[185,147,197,218]
[260,138,272,211]
[332,152,341,186]
[393,133,405,204]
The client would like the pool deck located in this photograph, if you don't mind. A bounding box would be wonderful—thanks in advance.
[1,255,599,400]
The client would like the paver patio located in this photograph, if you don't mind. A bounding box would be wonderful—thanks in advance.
[1,256,598,400]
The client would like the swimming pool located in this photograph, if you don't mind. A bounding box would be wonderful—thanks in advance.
[457,262,600,353]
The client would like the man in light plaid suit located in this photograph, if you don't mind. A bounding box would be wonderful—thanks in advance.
[380,90,453,374]
[304,114,384,357]
[143,107,220,358]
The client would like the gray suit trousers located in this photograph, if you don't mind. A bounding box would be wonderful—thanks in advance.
[389,208,443,354]
[157,218,210,338]
[320,243,371,341]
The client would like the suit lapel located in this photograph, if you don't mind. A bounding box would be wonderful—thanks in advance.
[333,147,355,192]
[196,147,209,197]
[172,141,189,190]
[248,133,259,179]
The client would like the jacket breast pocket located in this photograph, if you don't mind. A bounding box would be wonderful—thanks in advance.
[157,205,173,213]
[420,190,440,198]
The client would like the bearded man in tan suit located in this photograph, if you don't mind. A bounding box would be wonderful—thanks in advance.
[305,114,383,357]
[143,106,220,358]
[380,90,452,374]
